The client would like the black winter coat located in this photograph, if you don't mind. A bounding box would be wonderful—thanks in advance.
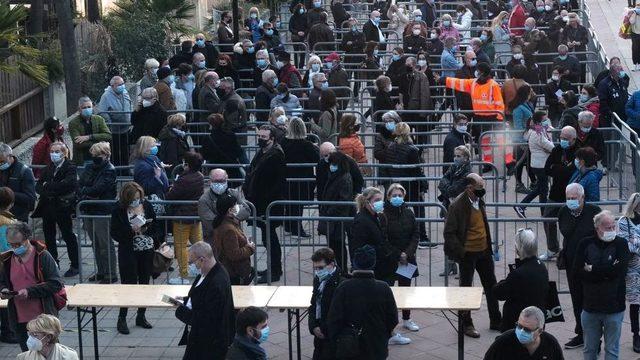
[131,102,168,141]
[493,256,549,332]
[34,159,78,215]
[0,159,36,222]
[320,171,353,217]
[544,145,577,201]
[157,126,190,170]
[383,142,427,201]
[78,160,117,215]
[438,161,471,201]
[442,129,471,173]
[201,129,244,181]
[403,35,428,55]
[363,20,386,50]
[327,271,398,360]
[351,210,395,279]
[341,30,366,65]
[110,200,161,250]
[573,235,630,314]
[175,262,235,360]
[575,128,606,164]
[381,203,419,276]
[281,138,319,201]
[316,156,363,200]
[544,79,575,121]
[308,268,343,335]
[289,12,309,42]
[165,170,204,220]
[243,144,286,216]
[372,91,396,123]
[255,84,277,122]
[558,203,601,265]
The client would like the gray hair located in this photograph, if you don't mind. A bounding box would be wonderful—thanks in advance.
[560,125,577,139]
[144,58,159,69]
[312,72,325,82]
[220,77,235,90]
[623,193,640,218]
[594,210,614,228]
[189,241,214,259]
[515,228,538,259]
[6,222,32,241]
[0,143,13,157]
[78,96,92,107]
[521,306,545,330]
[109,76,123,86]
[470,38,482,47]
[262,69,276,82]
[558,44,568,52]
[256,49,269,58]
[565,183,585,198]
[381,110,401,123]
[287,117,307,140]
[141,87,158,100]
[578,111,595,123]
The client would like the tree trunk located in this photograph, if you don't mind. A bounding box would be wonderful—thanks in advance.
[232,0,239,43]
[27,0,44,35]
[86,0,101,22]
[56,0,82,114]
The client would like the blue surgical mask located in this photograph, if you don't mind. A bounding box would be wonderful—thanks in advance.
[443,20,451,27]
[385,122,396,132]
[372,200,384,213]
[256,59,268,68]
[13,244,27,256]
[195,39,205,47]
[480,34,488,42]
[250,13,257,19]
[560,139,570,149]
[325,62,333,70]
[0,162,9,171]
[247,47,255,54]
[558,55,567,61]
[579,94,589,103]
[580,126,591,133]
[469,59,478,67]
[188,74,195,81]
[299,8,305,14]
[351,26,358,32]
[456,125,467,133]
[130,199,141,208]
[566,199,580,210]
[258,326,270,343]
[265,29,274,36]
[210,182,228,195]
[150,145,159,156]
[524,25,532,31]
[515,326,535,345]
[166,75,175,84]
[392,54,401,61]
[321,81,329,89]
[116,84,126,94]
[197,61,206,69]
[453,157,464,165]
[329,164,338,172]
[373,17,381,25]
[314,1,322,8]
[50,152,63,164]
[542,119,551,127]
[537,6,544,12]
[311,63,320,72]
[81,107,93,117]
[619,71,627,78]
[390,196,404,207]
[188,262,201,277]
[373,49,379,56]
[574,158,581,168]
[272,78,279,87]
[315,268,332,281]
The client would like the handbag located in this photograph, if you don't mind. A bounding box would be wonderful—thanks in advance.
[147,194,165,215]
[52,287,68,311]
[545,281,565,323]
[132,234,154,252]
[152,242,174,277]
[619,23,632,39]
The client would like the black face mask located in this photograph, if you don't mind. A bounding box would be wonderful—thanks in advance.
[258,139,270,148]
[92,156,104,165]
[474,188,486,198]
[406,65,414,72]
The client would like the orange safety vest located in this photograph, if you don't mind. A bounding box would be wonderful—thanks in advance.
[445,77,505,120]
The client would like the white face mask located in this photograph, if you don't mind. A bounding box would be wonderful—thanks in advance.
[418,60,427,67]
[430,32,437,39]
[551,74,560,81]
[26,335,44,352]
[412,29,421,36]
[385,85,392,92]
[231,204,240,216]
[601,230,617,242]
[142,99,153,108]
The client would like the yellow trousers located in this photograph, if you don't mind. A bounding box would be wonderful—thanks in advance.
[173,222,203,278]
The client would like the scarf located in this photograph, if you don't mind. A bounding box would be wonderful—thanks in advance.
[233,335,266,360]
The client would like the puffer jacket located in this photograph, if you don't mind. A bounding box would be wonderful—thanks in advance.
[569,167,603,202]
[339,134,367,165]
[380,203,419,277]
[383,142,427,200]
[526,127,555,169]
[78,159,117,215]
[438,161,471,200]
[165,170,204,222]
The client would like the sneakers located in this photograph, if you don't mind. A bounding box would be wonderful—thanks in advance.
[388,332,411,345]
[402,319,419,332]
[64,267,79,278]
[418,239,438,249]
[538,251,559,261]
[513,206,527,219]
[168,277,190,285]
[564,335,584,349]
[515,183,530,194]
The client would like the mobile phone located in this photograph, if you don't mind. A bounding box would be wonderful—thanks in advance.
[161,294,181,306]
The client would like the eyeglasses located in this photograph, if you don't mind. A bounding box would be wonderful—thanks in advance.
[516,227,533,234]
[515,323,539,333]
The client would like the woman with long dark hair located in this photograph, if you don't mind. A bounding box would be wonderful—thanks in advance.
[308,89,338,144]
[510,84,536,194]
[31,117,64,178]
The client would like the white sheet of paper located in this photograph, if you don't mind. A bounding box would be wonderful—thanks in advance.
[129,215,145,228]
[555,89,563,98]
[396,263,417,279]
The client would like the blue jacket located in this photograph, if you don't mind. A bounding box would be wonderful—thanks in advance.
[96,86,132,134]
[625,90,640,130]
[133,156,169,197]
[512,102,534,138]
[440,48,461,78]
[569,167,603,202]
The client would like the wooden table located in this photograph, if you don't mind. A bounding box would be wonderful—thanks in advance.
[266,286,313,360]
[67,284,278,360]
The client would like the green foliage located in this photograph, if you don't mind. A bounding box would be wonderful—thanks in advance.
[0,2,48,85]
[39,40,65,83]
[104,9,171,81]
[110,0,196,36]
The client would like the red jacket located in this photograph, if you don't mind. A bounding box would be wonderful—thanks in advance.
[509,4,527,36]
[278,64,302,89]
[31,135,62,178]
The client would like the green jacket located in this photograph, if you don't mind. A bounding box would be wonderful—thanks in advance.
[68,114,112,165]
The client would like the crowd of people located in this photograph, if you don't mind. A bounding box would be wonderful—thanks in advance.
[0,0,639,358]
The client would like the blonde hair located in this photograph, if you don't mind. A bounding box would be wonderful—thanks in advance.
[355,186,383,212]
[287,117,307,139]
[90,142,111,157]
[491,11,509,30]
[623,193,640,218]
[454,145,471,159]
[386,183,406,199]
[167,113,186,128]
[49,141,70,158]
[270,107,286,122]
[27,314,62,343]
[307,55,321,69]
[394,122,412,144]
[132,136,156,160]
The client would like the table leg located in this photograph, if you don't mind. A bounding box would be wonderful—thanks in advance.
[76,307,84,360]
[287,310,293,360]
[458,310,464,360]
[295,309,301,360]
[92,307,99,360]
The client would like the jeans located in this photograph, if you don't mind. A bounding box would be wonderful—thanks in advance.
[172,221,203,278]
[459,251,501,326]
[520,168,548,216]
[581,310,624,360]
[542,204,561,253]
[42,212,79,269]
[83,218,117,278]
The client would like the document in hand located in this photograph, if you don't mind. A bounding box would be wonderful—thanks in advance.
[396,263,417,279]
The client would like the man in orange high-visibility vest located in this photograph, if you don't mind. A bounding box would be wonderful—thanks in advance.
[442,62,512,168]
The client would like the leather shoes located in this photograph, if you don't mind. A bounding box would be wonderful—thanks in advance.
[136,315,152,329]
[99,276,119,284]
[117,317,129,335]
[87,274,104,282]
[257,273,281,284]
[463,325,480,338]
[489,321,501,331]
